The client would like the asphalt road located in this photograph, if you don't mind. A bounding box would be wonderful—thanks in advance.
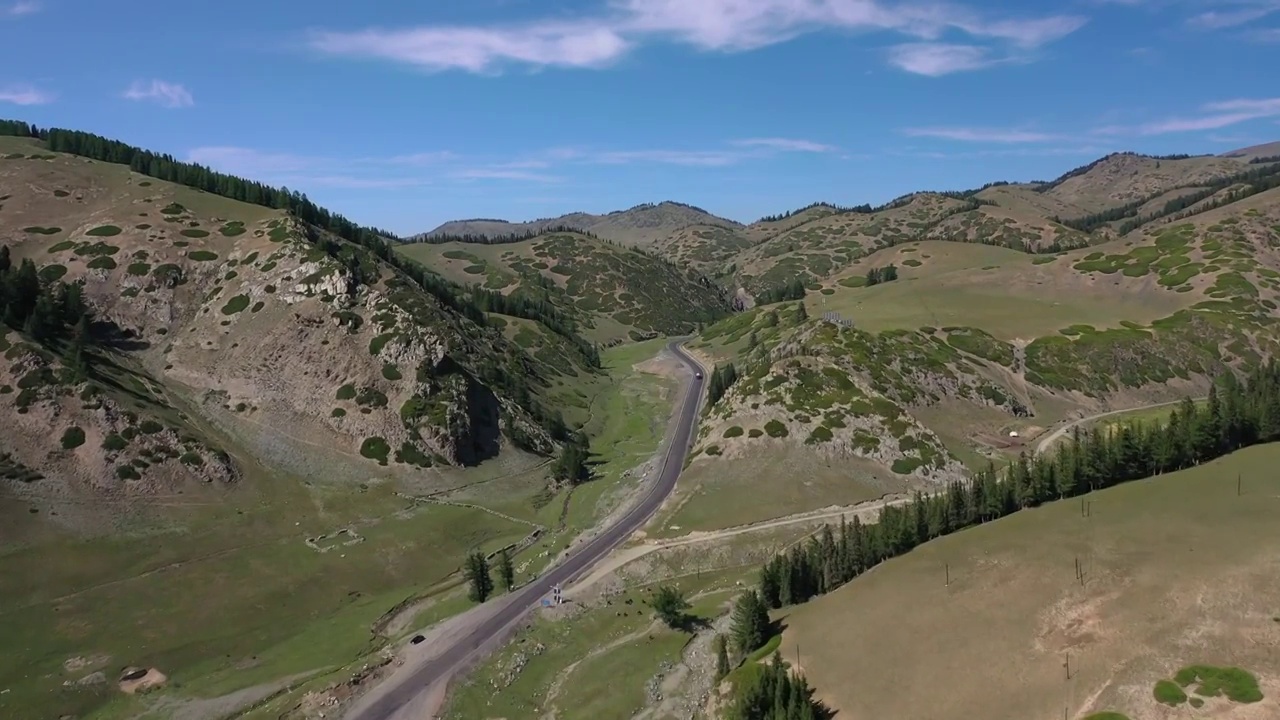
[346,340,705,720]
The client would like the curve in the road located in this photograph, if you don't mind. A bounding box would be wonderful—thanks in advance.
[1034,397,1199,455]
[346,340,705,720]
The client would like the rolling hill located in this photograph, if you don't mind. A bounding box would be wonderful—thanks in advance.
[396,232,732,344]
[419,200,742,248]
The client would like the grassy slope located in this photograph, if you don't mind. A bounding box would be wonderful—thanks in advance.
[781,443,1280,720]
[0,136,683,719]
[395,233,728,344]
[675,185,1280,533]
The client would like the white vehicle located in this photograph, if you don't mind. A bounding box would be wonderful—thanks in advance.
[695,372,703,379]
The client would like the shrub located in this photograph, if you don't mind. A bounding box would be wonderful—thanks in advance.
[127,262,152,276]
[179,452,204,466]
[220,294,251,315]
[369,333,396,355]
[187,250,218,261]
[139,419,164,434]
[705,445,723,456]
[39,264,67,282]
[23,226,61,235]
[87,256,117,270]
[115,465,142,480]
[181,228,210,238]
[251,301,264,313]
[220,221,246,237]
[360,437,391,465]
[723,426,744,438]
[336,383,356,400]
[86,225,122,237]
[331,407,347,417]
[60,427,86,449]
[764,420,789,438]
[103,433,128,451]
[160,202,185,215]
[381,363,402,380]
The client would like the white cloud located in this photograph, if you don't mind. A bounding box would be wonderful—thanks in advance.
[1187,1,1280,28]
[309,21,630,73]
[886,43,992,75]
[1094,96,1280,135]
[900,127,1065,143]
[123,79,194,108]
[307,0,1087,76]
[4,1,39,17]
[0,83,53,105]
[1244,25,1280,40]
[729,137,838,152]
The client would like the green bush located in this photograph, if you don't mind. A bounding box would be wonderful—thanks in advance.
[160,202,185,215]
[187,250,218,261]
[722,426,744,438]
[179,452,204,466]
[1154,680,1187,706]
[220,294,251,315]
[381,363,402,380]
[39,264,67,282]
[127,262,152,276]
[219,221,246,237]
[115,465,141,480]
[764,420,789,438]
[87,256,117,270]
[181,228,210,238]
[86,225,122,237]
[336,383,356,400]
[360,437,391,465]
[60,427,86,450]
[23,226,61,235]
[331,407,347,417]
[369,333,396,355]
[139,419,164,434]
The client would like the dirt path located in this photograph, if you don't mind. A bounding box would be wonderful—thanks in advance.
[1034,398,1199,455]
[567,493,912,597]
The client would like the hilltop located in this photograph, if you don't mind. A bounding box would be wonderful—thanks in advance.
[419,200,742,247]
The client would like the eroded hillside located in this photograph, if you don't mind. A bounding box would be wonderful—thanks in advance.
[0,133,585,528]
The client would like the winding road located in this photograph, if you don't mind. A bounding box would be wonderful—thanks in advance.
[1034,397,1200,455]
[344,340,705,720]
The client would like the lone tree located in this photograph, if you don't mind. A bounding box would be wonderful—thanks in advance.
[730,589,771,656]
[552,433,590,485]
[464,551,493,603]
[647,585,691,629]
[497,548,515,591]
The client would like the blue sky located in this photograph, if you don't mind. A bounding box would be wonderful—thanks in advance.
[2,0,1279,235]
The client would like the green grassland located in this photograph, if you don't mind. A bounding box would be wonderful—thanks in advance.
[395,233,728,344]
[780,444,1280,720]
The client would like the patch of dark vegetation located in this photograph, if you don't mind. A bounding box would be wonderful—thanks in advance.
[181,228,210,238]
[23,226,61,235]
[86,225,122,237]
[220,294,250,315]
[60,426,85,450]
[86,256,117,270]
[187,250,218,261]
[360,436,391,465]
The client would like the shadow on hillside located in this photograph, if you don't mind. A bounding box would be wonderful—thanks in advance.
[92,319,151,352]
[459,380,501,466]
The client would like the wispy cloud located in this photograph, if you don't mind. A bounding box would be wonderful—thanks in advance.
[452,168,561,182]
[1244,25,1280,40]
[306,0,1087,76]
[1094,96,1280,135]
[0,83,54,105]
[901,127,1065,143]
[886,43,993,76]
[123,79,194,108]
[1187,0,1280,28]
[4,1,39,17]
[729,137,838,152]
[891,145,1109,159]
[592,149,743,166]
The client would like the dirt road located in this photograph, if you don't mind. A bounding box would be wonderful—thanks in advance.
[1034,398,1196,455]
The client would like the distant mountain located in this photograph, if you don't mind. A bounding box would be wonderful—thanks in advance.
[419,201,742,247]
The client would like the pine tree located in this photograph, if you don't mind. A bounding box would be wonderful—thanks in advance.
[497,548,515,591]
[730,590,770,655]
[464,551,493,602]
[0,244,9,274]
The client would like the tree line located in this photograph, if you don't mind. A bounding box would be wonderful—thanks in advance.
[751,362,1280,610]
[863,264,898,286]
[1248,155,1280,164]
[707,361,739,409]
[755,202,873,224]
[405,225,600,245]
[756,278,807,305]
[1053,160,1280,233]
[0,119,600,441]
[0,247,92,378]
